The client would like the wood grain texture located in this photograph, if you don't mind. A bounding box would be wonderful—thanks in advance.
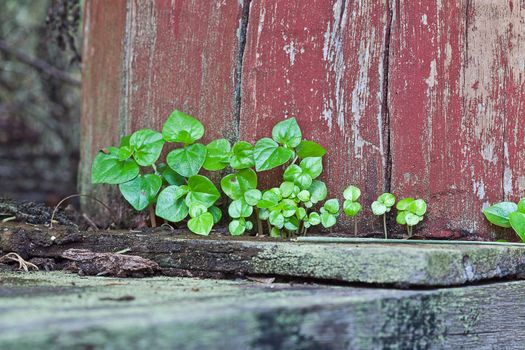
[240,0,390,232]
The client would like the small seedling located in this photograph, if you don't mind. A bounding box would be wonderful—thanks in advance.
[483,199,525,242]
[396,198,427,237]
[342,185,362,235]
[371,193,396,238]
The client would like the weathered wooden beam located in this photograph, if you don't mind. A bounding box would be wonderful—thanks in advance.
[2,223,524,287]
[1,271,524,349]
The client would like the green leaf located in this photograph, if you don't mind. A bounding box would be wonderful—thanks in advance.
[167,143,207,177]
[283,164,302,182]
[295,173,313,189]
[371,201,387,216]
[119,174,162,211]
[203,139,231,171]
[228,200,253,218]
[378,193,396,207]
[188,212,214,236]
[308,212,321,225]
[189,203,207,218]
[220,168,257,200]
[117,146,133,160]
[280,199,297,217]
[129,129,165,166]
[229,219,246,236]
[483,202,517,228]
[279,182,295,198]
[396,198,414,211]
[509,212,525,242]
[405,213,422,226]
[408,199,427,216]
[258,208,270,220]
[244,189,262,206]
[245,221,253,231]
[396,211,407,225]
[155,185,189,222]
[209,206,222,224]
[269,211,285,229]
[120,135,131,148]
[257,190,280,209]
[254,138,293,171]
[229,141,255,169]
[343,185,361,201]
[296,207,307,220]
[324,199,339,214]
[344,200,362,217]
[284,216,299,231]
[300,157,322,179]
[161,166,186,186]
[308,180,328,203]
[186,175,220,208]
[162,110,204,144]
[270,227,281,238]
[271,117,302,148]
[297,190,310,202]
[92,149,140,184]
[518,199,525,214]
[296,140,326,158]
[321,213,336,228]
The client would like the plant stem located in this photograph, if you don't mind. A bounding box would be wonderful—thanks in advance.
[383,214,387,239]
[406,225,410,237]
[149,204,157,228]
[254,208,264,236]
[354,218,357,236]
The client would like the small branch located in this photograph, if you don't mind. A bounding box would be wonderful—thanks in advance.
[383,214,387,239]
[50,194,117,228]
[149,205,157,228]
[0,39,80,86]
[0,253,39,272]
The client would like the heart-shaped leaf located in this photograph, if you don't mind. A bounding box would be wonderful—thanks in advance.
[129,129,165,166]
[269,211,285,229]
[296,140,326,158]
[300,157,323,179]
[167,143,206,177]
[324,199,339,214]
[321,213,336,228]
[343,185,361,201]
[371,201,387,216]
[186,175,220,208]
[254,138,293,171]
[188,212,214,236]
[155,185,189,222]
[483,202,517,228]
[244,189,262,206]
[408,199,427,216]
[229,219,246,236]
[203,138,231,171]
[279,182,295,198]
[344,200,362,217]
[283,164,302,182]
[271,117,302,148]
[160,165,186,186]
[162,110,204,144]
[92,148,140,184]
[518,199,525,214]
[189,203,207,218]
[309,212,321,225]
[378,192,396,207]
[228,200,253,218]
[509,211,525,242]
[119,174,162,211]
[220,169,257,200]
[229,141,255,169]
[405,213,422,226]
[209,206,223,224]
[308,180,327,203]
[396,198,414,211]
[257,190,280,209]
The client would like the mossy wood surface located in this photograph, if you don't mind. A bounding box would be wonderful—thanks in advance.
[2,223,525,287]
[0,271,524,349]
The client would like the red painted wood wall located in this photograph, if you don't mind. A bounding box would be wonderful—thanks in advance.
[80,0,525,239]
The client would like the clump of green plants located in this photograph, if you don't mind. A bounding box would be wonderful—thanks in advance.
[342,185,362,235]
[483,199,525,242]
[371,193,396,238]
[395,198,427,237]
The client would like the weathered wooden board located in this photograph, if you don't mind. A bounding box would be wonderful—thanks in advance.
[3,223,525,287]
[1,271,525,349]
[240,0,390,232]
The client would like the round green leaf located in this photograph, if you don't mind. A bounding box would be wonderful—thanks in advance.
[186,175,220,208]
[296,207,307,220]
[119,174,162,211]
[324,199,339,214]
[203,139,231,171]
[396,198,414,211]
[270,227,281,238]
[309,212,321,225]
[297,190,310,202]
[258,208,270,220]
[209,206,223,224]
[271,117,302,148]
[155,185,189,222]
[161,166,186,186]
[378,192,396,207]
[343,185,361,201]
[269,211,285,229]
[189,203,207,218]
[284,216,299,231]
[483,202,518,228]
[254,138,294,171]
[229,141,255,169]
[117,146,133,161]
[281,199,297,217]
[509,211,525,242]
[228,200,253,219]
[244,189,262,206]
[300,157,322,179]
[129,129,165,166]
[321,213,336,228]
[92,149,140,184]
[344,200,362,217]
[304,201,313,208]
[408,199,427,216]
[518,199,525,214]
[396,211,407,225]
[220,168,257,200]
[188,212,214,236]
[295,173,313,189]
[162,110,204,144]
[167,143,206,177]
[245,221,253,231]
[279,182,295,198]
[257,190,281,209]
[296,140,326,159]
[371,201,387,216]
[405,213,422,226]
[229,219,246,236]
[308,180,328,203]
[283,164,302,182]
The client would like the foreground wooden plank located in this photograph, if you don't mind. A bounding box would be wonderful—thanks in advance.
[0,271,524,349]
[2,223,524,287]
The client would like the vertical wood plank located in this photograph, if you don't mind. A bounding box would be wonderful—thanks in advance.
[240,0,390,232]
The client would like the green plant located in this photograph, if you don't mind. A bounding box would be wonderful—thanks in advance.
[371,193,396,238]
[342,185,362,235]
[483,199,525,242]
[396,198,427,237]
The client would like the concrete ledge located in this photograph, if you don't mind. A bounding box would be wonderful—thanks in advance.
[2,223,525,287]
[1,271,524,349]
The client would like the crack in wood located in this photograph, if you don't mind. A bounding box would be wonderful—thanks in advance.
[382,0,394,196]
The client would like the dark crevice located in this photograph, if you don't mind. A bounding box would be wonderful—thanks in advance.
[233,0,252,139]
[381,0,394,194]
